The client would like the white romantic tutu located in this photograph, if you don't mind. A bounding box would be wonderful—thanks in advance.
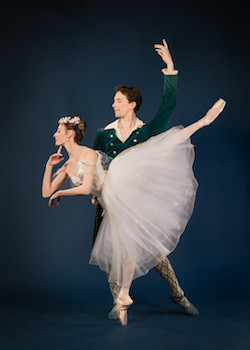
[89,126,198,286]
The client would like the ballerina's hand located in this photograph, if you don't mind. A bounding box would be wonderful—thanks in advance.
[154,39,174,72]
[47,146,64,166]
[49,191,62,207]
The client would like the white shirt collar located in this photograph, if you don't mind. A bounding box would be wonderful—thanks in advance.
[104,117,145,143]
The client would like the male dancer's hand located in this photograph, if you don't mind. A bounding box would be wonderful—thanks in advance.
[154,39,175,72]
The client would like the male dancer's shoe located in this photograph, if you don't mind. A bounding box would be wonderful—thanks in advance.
[171,296,200,316]
[108,305,118,320]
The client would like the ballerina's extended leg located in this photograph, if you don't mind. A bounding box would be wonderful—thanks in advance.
[171,98,226,145]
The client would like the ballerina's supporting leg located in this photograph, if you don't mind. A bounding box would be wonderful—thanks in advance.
[106,263,133,322]
[171,98,226,145]
[116,252,135,326]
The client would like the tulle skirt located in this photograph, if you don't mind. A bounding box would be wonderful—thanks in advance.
[89,126,198,286]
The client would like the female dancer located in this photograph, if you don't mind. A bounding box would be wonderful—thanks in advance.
[42,99,226,326]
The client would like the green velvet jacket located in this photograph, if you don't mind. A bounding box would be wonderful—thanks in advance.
[93,74,177,157]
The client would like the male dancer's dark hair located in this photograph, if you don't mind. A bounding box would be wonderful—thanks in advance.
[115,85,142,113]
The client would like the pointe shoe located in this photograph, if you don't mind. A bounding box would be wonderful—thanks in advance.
[117,304,129,326]
[200,98,226,126]
[116,297,133,326]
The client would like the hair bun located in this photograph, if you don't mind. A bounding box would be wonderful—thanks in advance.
[78,120,87,136]
[78,122,84,130]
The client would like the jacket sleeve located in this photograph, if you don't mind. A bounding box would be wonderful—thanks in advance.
[93,128,105,151]
[145,74,177,136]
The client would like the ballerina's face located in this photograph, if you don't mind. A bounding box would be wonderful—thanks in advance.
[112,91,136,118]
[53,124,69,146]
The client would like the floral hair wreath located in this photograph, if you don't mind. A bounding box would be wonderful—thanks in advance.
[58,116,80,125]
[58,116,85,131]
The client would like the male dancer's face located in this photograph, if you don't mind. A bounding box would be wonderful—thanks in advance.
[112,91,135,119]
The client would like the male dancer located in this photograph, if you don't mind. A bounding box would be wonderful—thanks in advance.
[93,40,199,318]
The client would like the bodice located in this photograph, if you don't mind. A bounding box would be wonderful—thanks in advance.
[68,160,93,187]
[67,151,111,197]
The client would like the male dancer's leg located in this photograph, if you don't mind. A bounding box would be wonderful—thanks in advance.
[154,257,199,315]
[154,257,189,307]
[92,204,103,247]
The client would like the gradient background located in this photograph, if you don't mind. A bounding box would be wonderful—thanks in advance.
[1,0,249,312]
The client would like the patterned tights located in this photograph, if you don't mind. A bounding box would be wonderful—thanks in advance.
[108,257,190,309]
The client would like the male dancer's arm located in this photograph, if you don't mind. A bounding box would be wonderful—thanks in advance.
[93,40,178,151]
[145,40,178,136]
[93,128,104,152]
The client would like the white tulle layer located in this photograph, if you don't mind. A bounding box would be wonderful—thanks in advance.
[89,127,198,286]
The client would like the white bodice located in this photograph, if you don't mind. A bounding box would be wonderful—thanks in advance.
[67,151,108,197]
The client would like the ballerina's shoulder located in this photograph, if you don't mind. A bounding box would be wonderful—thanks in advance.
[81,148,98,164]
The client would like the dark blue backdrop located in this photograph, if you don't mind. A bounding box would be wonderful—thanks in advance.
[1,0,249,309]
